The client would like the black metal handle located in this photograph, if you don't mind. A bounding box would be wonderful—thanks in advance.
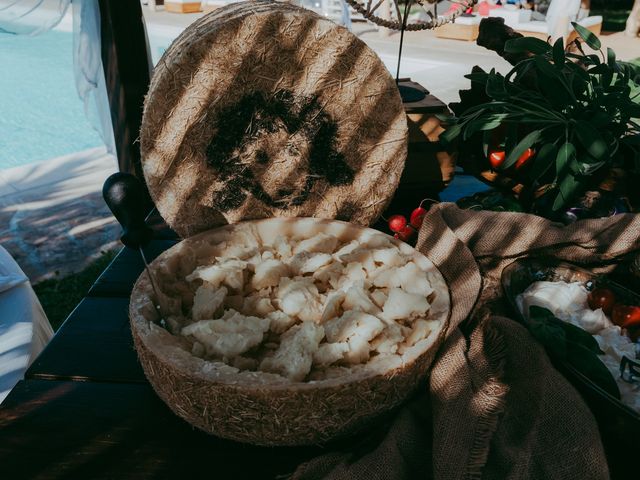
[102,172,153,249]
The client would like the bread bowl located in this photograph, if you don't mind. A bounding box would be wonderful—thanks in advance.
[129,218,450,445]
[131,0,446,445]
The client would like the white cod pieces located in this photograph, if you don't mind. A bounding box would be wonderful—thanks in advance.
[178,230,442,382]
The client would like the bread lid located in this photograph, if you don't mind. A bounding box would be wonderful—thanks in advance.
[140,0,408,238]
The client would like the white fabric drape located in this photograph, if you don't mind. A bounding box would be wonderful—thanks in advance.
[72,0,116,155]
[0,0,115,402]
[0,0,70,35]
[0,0,116,155]
[0,246,53,404]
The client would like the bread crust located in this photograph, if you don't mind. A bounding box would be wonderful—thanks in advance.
[129,218,450,445]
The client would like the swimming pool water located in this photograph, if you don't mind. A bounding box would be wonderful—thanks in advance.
[0,30,103,169]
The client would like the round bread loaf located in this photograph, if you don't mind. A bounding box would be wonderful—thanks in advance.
[129,218,450,445]
[140,0,408,237]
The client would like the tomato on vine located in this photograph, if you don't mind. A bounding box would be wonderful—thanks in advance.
[587,288,616,315]
[612,305,640,329]
[515,148,535,169]
[387,214,407,233]
[489,151,505,170]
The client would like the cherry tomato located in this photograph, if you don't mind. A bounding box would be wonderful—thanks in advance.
[515,148,535,170]
[394,225,415,242]
[489,151,505,170]
[387,214,407,233]
[410,207,427,229]
[612,305,640,329]
[587,288,616,315]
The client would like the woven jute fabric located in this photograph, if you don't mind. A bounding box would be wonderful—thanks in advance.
[294,204,640,479]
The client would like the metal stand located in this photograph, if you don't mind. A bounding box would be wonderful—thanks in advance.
[395,0,426,103]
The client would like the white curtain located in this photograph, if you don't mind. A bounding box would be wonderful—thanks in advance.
[72,0,116,155]
[0,0,69,35]
[0,0,116,155]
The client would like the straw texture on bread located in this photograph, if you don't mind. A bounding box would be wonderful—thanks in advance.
[129,219,450,445]
[140,1,407,237]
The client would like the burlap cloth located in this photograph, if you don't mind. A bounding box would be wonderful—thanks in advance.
[293,203,640,480]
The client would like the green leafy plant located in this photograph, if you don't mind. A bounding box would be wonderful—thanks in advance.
[442,24,640,217]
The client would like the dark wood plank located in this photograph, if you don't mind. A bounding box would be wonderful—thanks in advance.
[99,0,151,190]
[88,239,178,297]
[25,297,146,384]
[398,78,447,114]
[0,378,633,480]
[0,380,327,480]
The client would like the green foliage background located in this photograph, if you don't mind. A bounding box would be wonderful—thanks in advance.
[442,27,640,217]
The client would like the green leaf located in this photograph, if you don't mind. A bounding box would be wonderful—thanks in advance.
[504,37,552,55]
[539,76,569,107]
[571,22,601,50]
[434,113,454,123]
[568,52,602,65]
[482,130,492,157]
[567,66,590,98]
[528,143,557,182]
[555,142,576,176]
[527,306,567,359]
[607,47,617,69]
[565,61,591,81]
[507,59,538,86]
[588,64,610,75]
[575,121,610,161]
[464,72,491,85]
[526,306,620,399]
[597,64,615,89]
[534,56,575,104]
[552,37,565,67]
[535,56,562,79]
[439,124,462,146]
[566,342,620,399]
[486,73,507,100]
[590,111,612,128]
[628,103,640,118]
[502,130,543,170]
[463,114,510,140]
[548,317,603,354]
[619,61,640,83]
[505,122,518,155]
[605,83,631,95]
[623,134,640,146]
[552,172,582,211]
[586,54,602,65]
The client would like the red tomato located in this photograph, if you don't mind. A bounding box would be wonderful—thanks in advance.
[489,151,505,170]
[587,288,616,315]
[387,214,407,233]
[611,305,640,329]
[410,207,427,229]
[394,225,415,242]
[515,148,535,169]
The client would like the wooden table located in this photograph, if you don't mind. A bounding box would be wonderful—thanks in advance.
[2,207,637,479]
[0,82,457,477]
[0,226,331,479]
[0,379,325,479]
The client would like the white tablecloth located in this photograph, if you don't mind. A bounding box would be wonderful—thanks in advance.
[0,246,53,403]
